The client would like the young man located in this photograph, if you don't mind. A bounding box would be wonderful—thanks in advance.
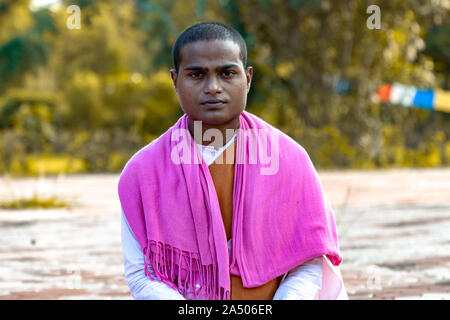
[119,22,347,300]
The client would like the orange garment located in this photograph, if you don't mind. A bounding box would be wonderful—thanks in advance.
[207,140,281,300]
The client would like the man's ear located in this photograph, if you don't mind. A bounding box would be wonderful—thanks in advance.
[170,69,177,90]
[246,66,253,93]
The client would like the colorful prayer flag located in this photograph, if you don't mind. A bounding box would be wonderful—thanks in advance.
[376,83,450,113]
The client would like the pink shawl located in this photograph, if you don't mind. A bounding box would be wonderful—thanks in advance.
[118,111,342,300]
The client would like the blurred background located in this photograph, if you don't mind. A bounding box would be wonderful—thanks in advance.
[1,0,449,176]
[0,0,449,300]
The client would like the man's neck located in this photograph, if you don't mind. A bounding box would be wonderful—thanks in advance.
[188,116,240,150]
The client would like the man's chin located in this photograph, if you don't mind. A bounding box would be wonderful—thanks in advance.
[190,113,242,127]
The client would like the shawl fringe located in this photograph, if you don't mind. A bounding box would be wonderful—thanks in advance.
[143,240,230,300]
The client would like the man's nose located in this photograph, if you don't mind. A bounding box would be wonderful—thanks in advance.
[204,75,222,94]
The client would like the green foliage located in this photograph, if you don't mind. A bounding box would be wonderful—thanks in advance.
[301,125,357,168]
[0,1,53,93]
[0,34,47,79]
[232,0,449,168]
[424,22,450,89]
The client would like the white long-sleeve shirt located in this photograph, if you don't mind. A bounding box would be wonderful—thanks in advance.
[121,134,324,300]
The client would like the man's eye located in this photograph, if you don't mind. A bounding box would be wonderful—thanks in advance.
[189,72,203,78]
[222,70,235,77]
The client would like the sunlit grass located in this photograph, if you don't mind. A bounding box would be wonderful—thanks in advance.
[0,174,71,210]
[0,195,69,209]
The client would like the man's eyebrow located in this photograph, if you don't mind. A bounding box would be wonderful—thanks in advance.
[183,64,241,71]
[220,64,240,69]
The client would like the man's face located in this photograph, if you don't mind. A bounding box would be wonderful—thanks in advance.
[171,40,252,126]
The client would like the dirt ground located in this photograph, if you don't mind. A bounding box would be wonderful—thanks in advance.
[0,168,449,300]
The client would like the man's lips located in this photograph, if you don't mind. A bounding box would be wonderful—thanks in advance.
[200,100,227,108]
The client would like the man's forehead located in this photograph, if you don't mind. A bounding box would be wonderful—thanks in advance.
[179,40,242,68]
